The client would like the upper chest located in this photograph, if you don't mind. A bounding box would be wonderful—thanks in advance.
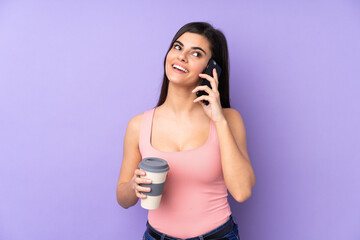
[150,116,211,152]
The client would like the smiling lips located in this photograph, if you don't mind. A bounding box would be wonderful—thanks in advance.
[172,64,188,73]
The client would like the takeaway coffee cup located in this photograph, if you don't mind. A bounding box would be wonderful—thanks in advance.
[138,157,169,210]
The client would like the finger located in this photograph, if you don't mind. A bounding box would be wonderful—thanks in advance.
[199,73,218,93]
[136,184,152,194]
[192,85,214,96]
[134,169,146,177]
[198,99,206,107]
[135,177,152,184]
[193,95,212,103]
[210,68,219,92]
[198,73,213,81]
[212,68,219,86]
[135,189,147,199]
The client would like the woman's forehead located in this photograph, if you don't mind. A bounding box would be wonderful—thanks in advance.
[176,32,211,49]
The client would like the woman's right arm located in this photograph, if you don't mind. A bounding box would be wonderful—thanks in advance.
[116,114,152,209]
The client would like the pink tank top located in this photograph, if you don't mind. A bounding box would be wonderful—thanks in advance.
[139,108,231,238]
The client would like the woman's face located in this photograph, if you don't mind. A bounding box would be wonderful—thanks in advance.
[165,32,212,87]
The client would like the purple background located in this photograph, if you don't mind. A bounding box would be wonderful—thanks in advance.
[1,1,359,239]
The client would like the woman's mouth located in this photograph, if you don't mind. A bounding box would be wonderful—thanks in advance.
[172,64,188,73]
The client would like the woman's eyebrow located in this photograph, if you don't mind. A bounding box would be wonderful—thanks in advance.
[174,40,207,55]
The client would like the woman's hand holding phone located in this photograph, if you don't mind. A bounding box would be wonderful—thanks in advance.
[192,66,226,123]
[196,59,222,105]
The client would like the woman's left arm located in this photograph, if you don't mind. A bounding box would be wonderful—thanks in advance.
[214,109,256,202]
[193,69,256,202]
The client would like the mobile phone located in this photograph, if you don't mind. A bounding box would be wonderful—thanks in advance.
[196,58,222,105]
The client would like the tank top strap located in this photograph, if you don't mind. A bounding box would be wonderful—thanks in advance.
[139,108,155,154]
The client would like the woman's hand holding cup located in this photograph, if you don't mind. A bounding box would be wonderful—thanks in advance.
[138,158,169,210]
[133,169,152,199]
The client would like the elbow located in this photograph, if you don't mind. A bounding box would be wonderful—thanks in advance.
[233,189,252,203]
[119,204,130,210]
[117,198,129,209]
[116,189,130,209]
[116,195,125,209]
[235,173,256,203]
[117,196,132,209]
[116,192,134,209]
[116,189,137,209]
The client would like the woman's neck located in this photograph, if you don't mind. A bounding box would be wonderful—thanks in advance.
[160,82,203,117]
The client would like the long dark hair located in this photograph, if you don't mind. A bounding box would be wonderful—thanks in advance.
[156,22,231,108]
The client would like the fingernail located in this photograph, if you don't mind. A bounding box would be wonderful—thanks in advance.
[192,89,195,92]
[146,179,152,183]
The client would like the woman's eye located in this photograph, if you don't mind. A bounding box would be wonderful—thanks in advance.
[193,52,202,57]
[173,44,201,57]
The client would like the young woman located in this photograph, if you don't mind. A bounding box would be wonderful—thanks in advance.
[117,22,255,240]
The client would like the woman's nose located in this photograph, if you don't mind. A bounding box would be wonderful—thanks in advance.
[177,52,187,62]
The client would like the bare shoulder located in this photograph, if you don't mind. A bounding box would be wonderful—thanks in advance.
[123,112,144,150]
[222,108,247,140]
[222,108,245,127]
[126,112,143,133]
